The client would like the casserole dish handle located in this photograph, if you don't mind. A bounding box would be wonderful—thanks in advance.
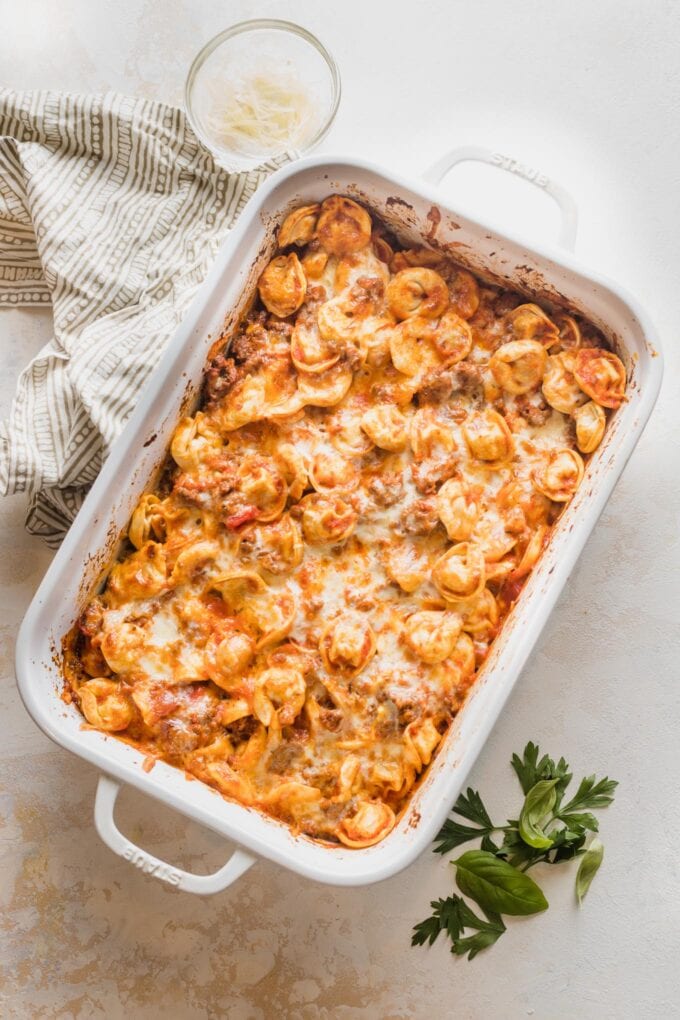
[422,145,578,250]
[95,775,256,894]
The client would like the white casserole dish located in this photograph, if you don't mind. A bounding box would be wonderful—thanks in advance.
[15,149,663,894]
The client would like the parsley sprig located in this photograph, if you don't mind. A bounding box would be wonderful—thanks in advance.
[412,895,506,961]
[413,742,617,959]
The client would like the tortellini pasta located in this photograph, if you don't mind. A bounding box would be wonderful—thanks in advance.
[542,351,589,415]
[490,340,547,395]
[299,493,357,544]
[309,448,359,492]
[68,193,626,853]
[360,405,409,451]
[204,628,255,691]
[236,456,287,522]
[432,543,486,602]
[574,348,626,408]
[436,478,479,541]
[506,303,559,346]
[384,540,431,593]
[534,449,585,502]
[320,613,377,675]
[128,494,166,549]
[403,610,463,663]
[257,253,307,318]
[463,409,514,467]
[387,267,449,321]
[574,401,606,453]
[337,800,396,848]
[316,196,372,256]
[278,203,320,248]
[253,667,306,728]
[79,679,134,731]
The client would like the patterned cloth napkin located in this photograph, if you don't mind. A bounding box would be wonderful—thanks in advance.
[0,90,289,546]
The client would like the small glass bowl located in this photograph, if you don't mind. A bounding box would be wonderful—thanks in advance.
[185,19,341,173]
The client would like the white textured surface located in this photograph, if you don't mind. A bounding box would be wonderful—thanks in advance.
[1,1,679,1016]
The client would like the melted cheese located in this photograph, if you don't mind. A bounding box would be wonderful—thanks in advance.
[66,195,622,848]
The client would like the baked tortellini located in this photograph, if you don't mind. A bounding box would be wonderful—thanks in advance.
[299,493,357,544]
[490,340,547,395]
[79,679,134,731]
[171,413,222,471]
[542,351,589,415]
[574,348,626,408]
[387,267,449,321]
[257,253,307,318]
[128,494,166,549]
[278,203,320,248]
[67,193,626,852]
[506,303,559,346]
[253,667,306,728]
[463,409,514,467]
[236,455,287,522]
[534,449,585,502]
[574,400,606,453]
[436,478,479,541]
[360,405,409,451]
[204,628,255,691]
[316,196,372,256]
[337,800,396,848]
[320,614,377,675]
[403,610,463,663]
[384,540,432,593]
[432,543,486,602]
[309,448,359,492]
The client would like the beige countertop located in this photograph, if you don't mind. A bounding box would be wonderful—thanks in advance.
[1,1,679,1016]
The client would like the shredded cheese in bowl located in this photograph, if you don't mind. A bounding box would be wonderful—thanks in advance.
[185,20,340,172]
[202,69,318,159]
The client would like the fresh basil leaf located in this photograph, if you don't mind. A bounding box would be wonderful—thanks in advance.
[519,779,558,849]
[453,850,549,916]
[575,838,604,904]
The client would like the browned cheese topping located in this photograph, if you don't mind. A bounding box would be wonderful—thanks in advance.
[64,196,626,848]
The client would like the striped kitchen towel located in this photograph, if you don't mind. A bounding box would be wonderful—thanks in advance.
[0,90,290,546]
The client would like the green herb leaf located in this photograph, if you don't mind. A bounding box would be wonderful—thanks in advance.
[510,741,544,794]
[433,787,496,854]
[433,819,492,855]
[412,894,506,959]
[452,787,494,828]
[511,743,572,804]
[453,850,549,916]
[518,779,559,849]
[560,776,618,814]
[575,838,604,904]
[414,744,617,962]
[412,897,464,946]
[480,832,501,854]
[556,811,599,833]
[449,901,506,960]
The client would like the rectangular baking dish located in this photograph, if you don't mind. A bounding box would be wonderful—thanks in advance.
[15,150,663,893]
